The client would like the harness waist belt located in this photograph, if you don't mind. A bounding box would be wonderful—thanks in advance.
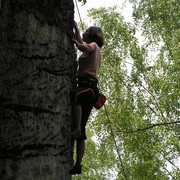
[78,75,98,84]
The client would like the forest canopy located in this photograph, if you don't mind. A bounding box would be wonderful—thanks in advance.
[74,0,180,179]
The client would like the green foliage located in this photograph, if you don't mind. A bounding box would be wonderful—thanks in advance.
[73,1,180,179]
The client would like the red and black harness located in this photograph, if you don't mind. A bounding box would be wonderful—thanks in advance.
[76,75,99,103]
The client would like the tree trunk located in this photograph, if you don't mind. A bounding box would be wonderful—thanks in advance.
[0,0,75,179]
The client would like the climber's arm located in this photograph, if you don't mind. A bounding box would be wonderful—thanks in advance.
[73,21,83,44]
[73,40,96,53]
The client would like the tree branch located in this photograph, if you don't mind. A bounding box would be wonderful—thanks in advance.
[117,121,180,133]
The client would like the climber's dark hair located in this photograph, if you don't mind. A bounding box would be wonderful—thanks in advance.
[88,26,104,48]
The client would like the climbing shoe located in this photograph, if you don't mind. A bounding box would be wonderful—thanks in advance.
[71,130,81,139]
[70,165,82,175]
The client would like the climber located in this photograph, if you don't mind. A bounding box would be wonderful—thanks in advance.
[70,21,104,175]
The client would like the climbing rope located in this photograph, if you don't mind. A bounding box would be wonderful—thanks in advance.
[74,0,84,30]
[74,1,128,179]
[103,104,128,180]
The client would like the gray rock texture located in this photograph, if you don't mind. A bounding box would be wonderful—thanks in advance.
[0,0,75,179]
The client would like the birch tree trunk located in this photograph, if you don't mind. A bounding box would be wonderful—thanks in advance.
[0,0,75,179]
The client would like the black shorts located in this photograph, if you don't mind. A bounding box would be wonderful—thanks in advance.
[71,76,99,140]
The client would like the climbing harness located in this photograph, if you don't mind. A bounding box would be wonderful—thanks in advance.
[94,93,106,109]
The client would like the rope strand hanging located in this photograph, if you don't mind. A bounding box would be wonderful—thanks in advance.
[104,104,128,180]
[74,0,84,30]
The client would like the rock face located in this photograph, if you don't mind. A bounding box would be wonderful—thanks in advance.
[0,0,75,179]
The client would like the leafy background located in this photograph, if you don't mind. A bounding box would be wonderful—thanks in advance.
[74,0,180,179]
